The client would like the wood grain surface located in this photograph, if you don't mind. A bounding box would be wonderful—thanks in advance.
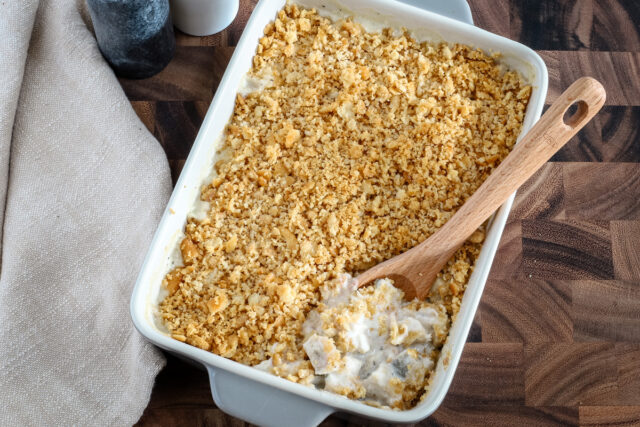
[126,1,640,425]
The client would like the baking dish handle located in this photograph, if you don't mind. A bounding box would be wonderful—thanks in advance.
[207,366,335,427]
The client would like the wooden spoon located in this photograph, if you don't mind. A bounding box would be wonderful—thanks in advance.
[356,77,606,300]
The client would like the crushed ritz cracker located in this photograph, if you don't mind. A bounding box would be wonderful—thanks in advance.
[159,3,531,408]
[293,277,450,409]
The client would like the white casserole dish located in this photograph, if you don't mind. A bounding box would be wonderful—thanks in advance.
[130,0,548,425]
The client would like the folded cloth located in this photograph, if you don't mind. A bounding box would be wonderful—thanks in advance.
[0,0,171,424]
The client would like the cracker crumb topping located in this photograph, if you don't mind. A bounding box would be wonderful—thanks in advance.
[160,3,530,409]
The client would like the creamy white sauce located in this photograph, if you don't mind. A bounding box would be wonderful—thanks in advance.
[254,277,449,408]
[238,74,275,96]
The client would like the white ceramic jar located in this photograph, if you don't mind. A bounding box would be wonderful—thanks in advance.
[170,0,239,36]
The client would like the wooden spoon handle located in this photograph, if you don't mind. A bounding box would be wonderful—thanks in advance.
[433,77,606,249]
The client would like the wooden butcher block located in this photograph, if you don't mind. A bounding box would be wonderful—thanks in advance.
[123,0,640,425]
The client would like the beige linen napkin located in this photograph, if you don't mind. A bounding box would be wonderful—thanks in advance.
[0,0,171,424]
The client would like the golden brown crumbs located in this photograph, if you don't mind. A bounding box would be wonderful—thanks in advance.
[159,3,531,407]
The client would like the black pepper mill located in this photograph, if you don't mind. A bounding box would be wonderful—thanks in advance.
[86,0,176,79]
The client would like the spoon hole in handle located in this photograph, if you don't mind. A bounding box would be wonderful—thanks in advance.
[563,100,589,128]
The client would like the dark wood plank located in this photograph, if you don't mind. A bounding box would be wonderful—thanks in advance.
[563,163,640,220]
[168,159,186,185]
[524,343,618,406]
[611,221,640,280]
[511,0,595,50]
[139,408,251,427]
[130,101,207,169]
[521,219,613,280]
[467,311,483,343]
[140,356,212,410]
[591,0,640,52]
[579,406,640,426]
[511,0,640,51]
[573,280,640,342]
[130,101,156,135]
[488,220,523,280]
[615,343,640,406]
[445,343,525,405]
[120,47,234,101]
[319,414,389,427]
[551,107,640,162]
[175,28,231,47]
[152,101,209,159]
[427,405,579,427]
[469,0,510,37]
[510,163,565,220]
[480,279,572,343]
[539,51,640,107]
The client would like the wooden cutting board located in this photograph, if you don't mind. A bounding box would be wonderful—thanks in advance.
[124,0,640,425]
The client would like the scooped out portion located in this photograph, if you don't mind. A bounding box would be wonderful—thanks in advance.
[268,276,449,409]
